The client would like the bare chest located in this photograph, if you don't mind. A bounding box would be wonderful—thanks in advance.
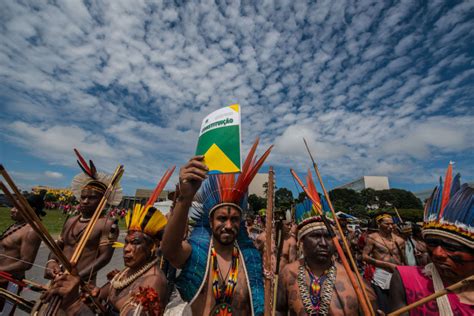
[62,218,103,248]
[192,254,251,315]
[0,226,27,252]
[287,268,359,316]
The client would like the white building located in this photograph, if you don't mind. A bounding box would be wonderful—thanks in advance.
[337,176,390,192]
[248,173,268,198]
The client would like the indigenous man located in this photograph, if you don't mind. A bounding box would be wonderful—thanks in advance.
[0,191,46,314]
[398,223,429,266]
[277,199,377,315]
[389,168,474,315]
[45,150,122,284]
[162,140,272,315]
[362,212,406,312]
[41,203,169,315]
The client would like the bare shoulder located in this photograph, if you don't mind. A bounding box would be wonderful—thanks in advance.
[25,224,41,242]
[367,232,379,240]
[281,260,299,279]
[394,235,405,244]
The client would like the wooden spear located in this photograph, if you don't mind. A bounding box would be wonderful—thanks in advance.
[388,275,474,316]
[0,165,107,315]
[291,169,373,316]
[264,167,274,316]
[303,138,374,316]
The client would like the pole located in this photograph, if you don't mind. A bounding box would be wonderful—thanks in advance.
[303,139,374,316]
[388,275,474,316]
[264,167,274,316]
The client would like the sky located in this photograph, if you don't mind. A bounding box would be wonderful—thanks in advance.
[0,0,473,197]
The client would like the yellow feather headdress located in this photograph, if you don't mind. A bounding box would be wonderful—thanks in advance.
[125,166,175,238]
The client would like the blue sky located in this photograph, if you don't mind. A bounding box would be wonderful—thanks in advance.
[0,0,473,197]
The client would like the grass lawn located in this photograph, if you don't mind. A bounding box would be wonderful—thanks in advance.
[0,207,127,236]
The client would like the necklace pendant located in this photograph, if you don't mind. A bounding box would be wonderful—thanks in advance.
[209,302,232,316]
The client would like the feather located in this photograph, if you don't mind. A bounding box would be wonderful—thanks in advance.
[125,208,131,228]
[144,209,168,235]
[74,148,92,177]
[112,242,124,248]
[439,162,453,217]
[146,166,176,207]
[89,160,97,179]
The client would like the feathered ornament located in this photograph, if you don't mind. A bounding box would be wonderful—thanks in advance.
[125,166,175,237]
[70,148,123,206]
[423,162,473,248]
[192,138,273,226]
[294,169,333,240]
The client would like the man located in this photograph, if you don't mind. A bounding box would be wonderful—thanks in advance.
[41,203,169,315]
[388,169,474,315]
[398,223,429,266]
[277,198,376,315]
[0,191,45,314]
[162,140,272,315]
[45,150,122,284]
[362,212,406,312]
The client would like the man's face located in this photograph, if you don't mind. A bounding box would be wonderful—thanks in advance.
[10,206,22,221]
[210,205,241,246]
[282,221,291,235]
[123,231,154,269]
[79,188,103,216]
[426,236,474,281]
[378,217,394,233]
[302,228,335,263]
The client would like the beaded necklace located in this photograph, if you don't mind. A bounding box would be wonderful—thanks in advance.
[0,223,26,241]
[210,245,239,315]
[297,263,336,315]
[111,257,159,290]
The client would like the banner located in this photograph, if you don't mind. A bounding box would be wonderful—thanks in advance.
[195,104,241,174]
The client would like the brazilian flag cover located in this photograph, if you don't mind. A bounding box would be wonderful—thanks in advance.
[195,104,241,174]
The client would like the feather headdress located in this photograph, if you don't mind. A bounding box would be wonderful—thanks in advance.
[294,170,333,240]
[423,162,473,248]
[125,166,175,238]
[71,149,123,206]
[192,138,273,225]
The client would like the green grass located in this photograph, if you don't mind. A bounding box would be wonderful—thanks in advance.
[0,207,128,237]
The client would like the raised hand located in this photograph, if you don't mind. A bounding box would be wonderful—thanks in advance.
[178,155,208,200]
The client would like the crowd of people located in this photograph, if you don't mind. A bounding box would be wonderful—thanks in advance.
[0,145,472,315]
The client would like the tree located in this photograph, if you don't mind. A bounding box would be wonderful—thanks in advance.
[296,191,307,203]
[328,188,362,212]
[248,194,266,214]
[275,187,294,211]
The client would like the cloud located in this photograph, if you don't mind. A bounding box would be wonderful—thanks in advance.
[0,1,472,193]
[44,171,63,179]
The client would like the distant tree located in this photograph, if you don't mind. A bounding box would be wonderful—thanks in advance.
[248,194,266,214]
[328,188,362,212]
[361,188,378,207]
[377,189,423,209]
[275,187,294,211]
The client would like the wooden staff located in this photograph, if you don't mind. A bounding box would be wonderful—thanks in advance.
[70,164,124,265]
[0,287,35,313]
[273,216,284,316]
[303,139,374,316]
[264,167,274,316]
[0,165,106,315]
[0,165,71,270]
[291,169,373,316]
[388,275,474,316]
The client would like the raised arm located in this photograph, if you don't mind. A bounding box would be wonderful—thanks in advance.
[161,156,208,268]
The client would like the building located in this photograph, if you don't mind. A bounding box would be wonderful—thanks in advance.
[248,173,268,198]
[337,176,390,192]
[120,188,170,209]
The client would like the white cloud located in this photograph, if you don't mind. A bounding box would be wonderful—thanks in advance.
[0,0,472,192]
[44,171,63,179]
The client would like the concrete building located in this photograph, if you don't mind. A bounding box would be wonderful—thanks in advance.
[337,176,390,192]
